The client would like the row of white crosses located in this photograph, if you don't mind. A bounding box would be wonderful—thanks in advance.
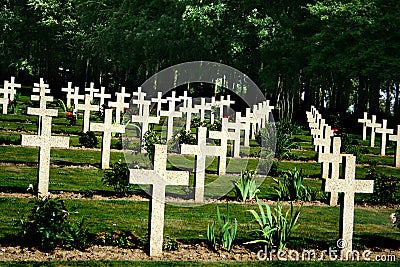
[307,106,374,258]
[0,77,21,114]
[15,77,275,257]
[358,112,400,167]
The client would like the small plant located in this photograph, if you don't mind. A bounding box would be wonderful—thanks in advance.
[18,196,90,251]
[366,168,399,205]
[96,229,142,248]
[168,128,196,153]
[102,159,131,196]
[233,170,260,202]
[143,129,162,163]
[208,120,222,131]
[163,235,180,251]
[63,218,91,251]
[273,168,311,201]
[79,131,98,148]
[206,204,238,252]
[256,122,297,160]
[246,197,302,250]
[191,117,207,128]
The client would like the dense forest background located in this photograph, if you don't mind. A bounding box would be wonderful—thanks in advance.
[1,0,400,124]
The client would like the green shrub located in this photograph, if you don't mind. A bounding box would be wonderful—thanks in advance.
[246,197,301,250]
[102,159,131,196]
[206,204,237,252]
[168,128,196,153]
[366,168,399,204]
[273,168,311,201]
[256,122,297,160]
[163,236,180,251]
[234,170,260,202]
[8,92,21,114]
[143,129,162,163]
[190,117,207,128]
[208,120,222,131]
[18,197,90,251]
[96,229,143,248]
[79,131,98,148]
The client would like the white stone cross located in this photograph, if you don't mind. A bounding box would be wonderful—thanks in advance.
[375,119,393,156]
[179,91,191,108]
[94,86,111,106]
[90,109,126,169]
[311,118,326,140]
[117,86,131,100]
[389,125,400,168]
[324,154,374,257]
[108,93,129,124]
[71,86,84,108]
[129,144,189,256]
[365,115,381,147]
[160,91,182,141]
[208,123,233,175]
[131,100,160,142]
[180,97,199,131]
[21,102,69,196]
[309,113,322,130]
[61,82,75,108]
[130,87,145,112]
[0,77,21,114]
[194,98,212,122]
[151,92,168,117]
[218,95,235,119]
[85,82,99,99]
[5,76,20,101]
[207,96,217,124]
[318,137,342,206]
[76,94,100,132]
[357,112,370,141]
[222,113,247,158]
[314,124,334,176]
[181,127,225,202]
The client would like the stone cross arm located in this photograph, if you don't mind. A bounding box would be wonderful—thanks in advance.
[325,178,374,194]
[21,134,69,148]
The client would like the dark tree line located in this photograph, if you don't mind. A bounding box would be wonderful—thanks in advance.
[1,0,400,123]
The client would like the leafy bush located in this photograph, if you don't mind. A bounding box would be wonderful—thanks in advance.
[256,122,297,160]
[234,170,259,202]
[18,197,90,251]
[190,117,207,128]
[208,120,222,131]
[102,159,131,196]
[246,197,301,250]
[79,131,98,148]
[163,236,180,251]
[366,168,399,204]
[207,204,238,252]
[143,129,162,163]
[273,168,311,201]
[96,229,143,248]
[168,128,196,153]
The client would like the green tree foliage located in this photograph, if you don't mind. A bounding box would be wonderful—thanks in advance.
[1,0,400,121]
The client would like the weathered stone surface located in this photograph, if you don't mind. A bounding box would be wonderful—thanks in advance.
[324,154,374,258]
[375,119,393,156]
[365,115,381,147]
[389,125,400,168]
[181,127,225,202]
[357,112,370,141]
[90,109,125,169]
[129,145,189,256]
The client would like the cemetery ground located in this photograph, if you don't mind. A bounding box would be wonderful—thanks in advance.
[0,95,399,265]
